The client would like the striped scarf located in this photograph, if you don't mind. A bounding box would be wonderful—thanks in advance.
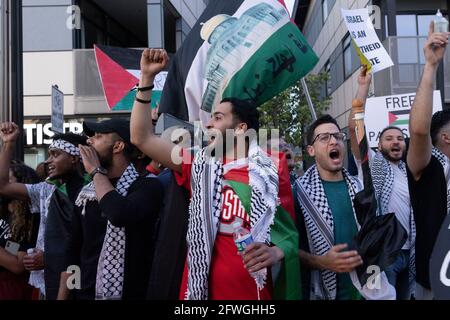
[432,147,450,214]
[185,141,279,300]
[75,164,139,300]
[370,152,416,296]
[295,165,362,300]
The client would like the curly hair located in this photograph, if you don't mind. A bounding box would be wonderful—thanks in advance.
[7,161,40,243]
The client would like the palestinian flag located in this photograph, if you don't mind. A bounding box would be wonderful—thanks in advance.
[226,152,301,300]
[94,45,167,111]
[388,109,409,126]
[159,0,319,123]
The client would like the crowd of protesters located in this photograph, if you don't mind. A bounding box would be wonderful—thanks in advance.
[0,24,448,300]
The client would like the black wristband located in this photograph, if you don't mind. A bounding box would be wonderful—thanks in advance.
[136,84,154,92]
[135,96,152,104]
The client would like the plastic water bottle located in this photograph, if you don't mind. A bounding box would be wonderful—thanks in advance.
[233,222,254,253]
[434,9,449,33]
[232,222,267,300]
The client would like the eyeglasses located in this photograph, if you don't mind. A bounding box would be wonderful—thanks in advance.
[311,132,346,145]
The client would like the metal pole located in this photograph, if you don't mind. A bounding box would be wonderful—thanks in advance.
[300,77,317,121]
[10,0,23,160]
[0,0,9,123]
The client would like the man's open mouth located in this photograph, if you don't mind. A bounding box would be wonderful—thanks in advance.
[329,149,340,160]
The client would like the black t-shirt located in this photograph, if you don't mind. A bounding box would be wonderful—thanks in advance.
[407,155,448,289]
[65,176,164,300]
[0,215,34,272]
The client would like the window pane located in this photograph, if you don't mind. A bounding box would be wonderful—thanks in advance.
[418,15,435,36]
[322,0,328,22]
[418,37,427,64]
[397,38,418,64]
[385,15,389,37]
[396,15,417,36]
[344,34,351,47]
[344,46,352,78]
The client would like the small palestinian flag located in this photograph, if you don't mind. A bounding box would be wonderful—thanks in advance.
[159,0,319,123]
[94,45,167,111]
[388,109,409,126]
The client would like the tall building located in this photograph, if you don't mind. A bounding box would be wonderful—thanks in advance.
[295,0,449,134]
[15,0,209,167]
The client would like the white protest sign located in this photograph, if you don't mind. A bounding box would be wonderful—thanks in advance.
[341,8,394,73]
[51,85,64,134]
[365,90,442,148]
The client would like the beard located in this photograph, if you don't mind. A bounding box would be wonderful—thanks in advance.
[380,147,403,162]
[98,145,114,169]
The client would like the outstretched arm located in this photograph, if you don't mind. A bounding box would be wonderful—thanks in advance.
[407,22,449,180]
[130,49,182,174]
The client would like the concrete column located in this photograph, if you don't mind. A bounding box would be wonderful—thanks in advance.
[147,0,164,48]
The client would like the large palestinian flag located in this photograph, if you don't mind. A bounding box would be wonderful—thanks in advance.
[159,0,319,124]
[94,45,167,111]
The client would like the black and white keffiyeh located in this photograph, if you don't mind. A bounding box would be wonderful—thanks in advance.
[75,163,139,300]
[432,147,450,214]
[49,139,81,157]
[295,165,362,300]
[371,151,416,294]
[185,140,279,300]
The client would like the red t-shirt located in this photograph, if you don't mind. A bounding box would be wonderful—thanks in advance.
[175,150,294,300]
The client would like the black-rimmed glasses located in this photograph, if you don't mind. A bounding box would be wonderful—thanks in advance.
[311,132,346,145]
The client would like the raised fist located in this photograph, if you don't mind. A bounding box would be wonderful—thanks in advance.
[140,48,169,79]
[0,122,20,143]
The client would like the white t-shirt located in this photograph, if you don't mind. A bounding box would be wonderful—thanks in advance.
[387,163,411,250]
[355,150,412,250]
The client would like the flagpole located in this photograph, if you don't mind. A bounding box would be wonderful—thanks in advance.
[300,77,317,121]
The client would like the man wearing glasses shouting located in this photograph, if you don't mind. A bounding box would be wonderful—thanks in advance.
[294,115,364,300]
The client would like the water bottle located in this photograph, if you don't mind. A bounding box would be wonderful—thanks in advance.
[232,222,267,300]
[434,9,449,33]
[233,222,254,254]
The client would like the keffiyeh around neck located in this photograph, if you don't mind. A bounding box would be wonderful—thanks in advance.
[432,147,450,214]
[75,163,139,300]
[370,151,416,297]
[185,140,279,300]
[295,165,361,300]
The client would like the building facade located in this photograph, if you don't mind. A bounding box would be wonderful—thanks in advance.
[18,0,208,167]
[296,0,450,133]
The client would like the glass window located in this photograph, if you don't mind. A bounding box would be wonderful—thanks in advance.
[322,0,329,23]
[343,35,353,78]
[397,38,418,64]
[396,15,417,36]
[384,15,389,38]
[418,15,435,36]
[325,61,332,96]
